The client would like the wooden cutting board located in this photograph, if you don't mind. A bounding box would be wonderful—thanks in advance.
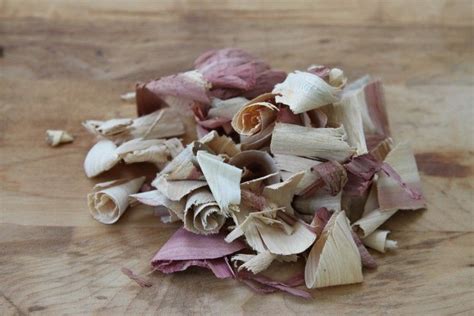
[1,1,472,314]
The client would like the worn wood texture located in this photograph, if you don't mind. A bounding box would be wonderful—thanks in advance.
[0,1,473,315]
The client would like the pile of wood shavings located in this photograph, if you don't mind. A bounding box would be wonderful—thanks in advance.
[81,48,426,298]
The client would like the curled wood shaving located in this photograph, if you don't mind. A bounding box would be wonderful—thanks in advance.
[163,138,185,158]
[208,97,249,120]
[231,251,297,274]
[305,211,363,288]
[80,49,428,296]
[307,65,348,89]
[83,118,132,137]
[83,109,185,144]
[184,188,226,235]
[116,138,170,167]
[198,130,241,157]
[152,175,207,201]
[83,139,120,178]
[88,177,145,224]
[167,160,203,180]
[363,229,397,253]
[275,155,322,195]
[272,71,343,114]
[333,91,368,155]
[141,70,211,104]
[352,208,398,238]
[231,94,278,136]
[134,108,185,141]
[226,207,316,255]
[158,146,194,177]
[294,191,342,215]
[377,142,426,210]
[240,121,274,150]
[309,207,333,236]
[352,185,397,237]
[232,252,276,274]
[45,130,74,147]
[130,190,185,220]
[298,161,347,197]
[263,171,304,215]
[270,123,356,162]
[230,150,280,185]
[196,151,242,215]
[115,137,183,169]
[241,173,280,195]
[273,154,320,173]
[328,68,347,88]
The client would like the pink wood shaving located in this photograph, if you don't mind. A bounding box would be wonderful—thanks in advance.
[154,259,234,279]
[242,69,287,99]
[196,124,210,139]
[309,207,333,236]
[381,163,423,200]
[364,80,391,137]
[195,48,286,99]
[151,228,246,279]
[241,189,268,211]
[135,82,167,116]
[343,154,383,197]
[121,267,153,288]
[351,232,378,269]
[194,48,258,90]
[307,65,331,79]
[301,161,347,197]
[277,106,303,125]
[197,116,232,129]
[238,271,312,299]
[144,72,210,104]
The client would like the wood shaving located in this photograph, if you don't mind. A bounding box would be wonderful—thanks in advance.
[152,175,207,201]
[209,97,249,119]
[363,229,397,253]
[230,150,280,185]
[120,92,136,102]
[263,171,304,215]
[130,190,185,221]
[184,188,226,235]
[294,191,342,215]
[83,139,120,178]
[45,129,74,147]
[196,151,242,215]
[272,71,342,114]
[198,130,240,157]
[87,177,145,224]
[83,108,185,144]
[116,138,170,167]
[231,93,278,136]
[305,211,363,288]
[78,48,426,298]
[377,142,426,210]
[231,251,297,274]
[352,184,397,237]
[270,123,356,162]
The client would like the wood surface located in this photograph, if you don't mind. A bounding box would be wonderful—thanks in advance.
[0,1,473,315]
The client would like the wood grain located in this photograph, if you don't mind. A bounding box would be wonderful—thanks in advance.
[1,225,472,315]
[0,0,473,315]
